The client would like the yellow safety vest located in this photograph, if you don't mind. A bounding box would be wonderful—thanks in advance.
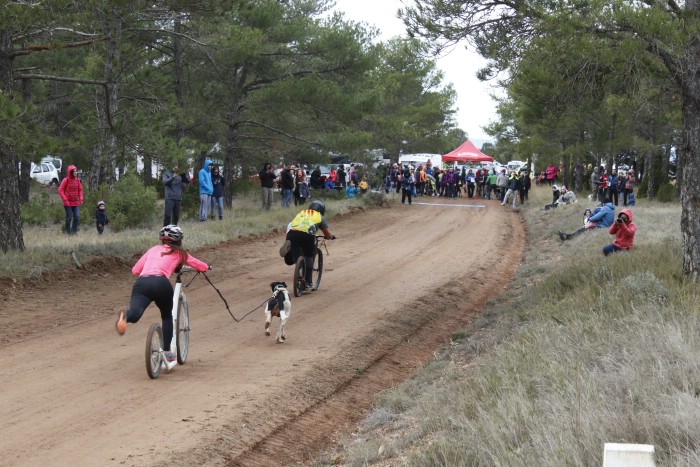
[290,209,323,234]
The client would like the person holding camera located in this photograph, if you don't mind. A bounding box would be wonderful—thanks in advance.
[259,162,276,211]
[163,161,190,226]
[603,209,636,256]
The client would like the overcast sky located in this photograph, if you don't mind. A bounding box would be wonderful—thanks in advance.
[330,0,498,144]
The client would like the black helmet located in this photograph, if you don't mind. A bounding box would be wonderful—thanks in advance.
[160,224,184,243]
[308,199,325,215]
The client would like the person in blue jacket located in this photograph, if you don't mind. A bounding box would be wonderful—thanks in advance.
[345,180,357,198]
[198,158,214,222]
[558,199,615,241]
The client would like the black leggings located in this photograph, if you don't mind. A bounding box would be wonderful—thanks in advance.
[402,187,412,204]
[127,276,174,351]
[286,230,316,283]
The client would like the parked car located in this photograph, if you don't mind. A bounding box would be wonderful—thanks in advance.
[30,161,60,186]
[40,155,63,174]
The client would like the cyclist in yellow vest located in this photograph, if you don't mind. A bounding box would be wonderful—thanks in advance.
[279,199,335,291]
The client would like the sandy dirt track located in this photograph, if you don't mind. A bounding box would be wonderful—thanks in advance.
[0,198,525,466]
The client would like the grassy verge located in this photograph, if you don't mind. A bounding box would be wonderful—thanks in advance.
[322,186,699,467]
[1,190,388,280]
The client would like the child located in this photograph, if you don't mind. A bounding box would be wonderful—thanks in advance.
[346,180,357,198]
[358,176,369,195]
[115,225,210,362]
[583,208,592,227]
[96,200,109,234]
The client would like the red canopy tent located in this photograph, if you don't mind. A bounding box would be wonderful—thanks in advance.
[442,140,494,163]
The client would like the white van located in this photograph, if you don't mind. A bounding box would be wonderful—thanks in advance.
[507,160,534,175]
[398,153,442,170]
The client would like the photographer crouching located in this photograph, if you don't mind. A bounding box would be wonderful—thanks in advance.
[603,209,636,256]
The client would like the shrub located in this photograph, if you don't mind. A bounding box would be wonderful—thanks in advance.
[233,178,258,197]
[361,191,388,207]
[93,173,158,231]
[656,182,677,203]
[181,182,200,220]
[637,176,648,198]
[21,191,64,226]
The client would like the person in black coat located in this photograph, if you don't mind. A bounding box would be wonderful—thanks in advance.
[259,162,276,211]
[335,165,346,190]
[210,166,225,219]
[310,167,322,190]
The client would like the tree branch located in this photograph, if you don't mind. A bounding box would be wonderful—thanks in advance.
[13,73,107,86]
[10,38,105,58]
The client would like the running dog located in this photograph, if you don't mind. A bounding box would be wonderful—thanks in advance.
[265,282,291,343]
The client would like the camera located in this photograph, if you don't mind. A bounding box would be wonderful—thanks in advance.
[617,218,623,223]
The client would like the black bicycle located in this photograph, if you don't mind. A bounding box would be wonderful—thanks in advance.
[292,235,329,297]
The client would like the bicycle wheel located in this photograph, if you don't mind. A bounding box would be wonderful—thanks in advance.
[176,294,189,365]
[312,247,323,291]
[293,256,306,297]
[145,323,163,379]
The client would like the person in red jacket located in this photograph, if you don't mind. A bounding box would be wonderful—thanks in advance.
[603,209,636,256]
[57,165,83,235]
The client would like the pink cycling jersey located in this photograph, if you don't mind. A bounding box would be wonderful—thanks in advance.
[132,244,208,277]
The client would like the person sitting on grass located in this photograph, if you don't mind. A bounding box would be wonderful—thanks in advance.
[583,208,592,227]
[544,185,577,210]
[603,209,636,256]
[558,198,615,241]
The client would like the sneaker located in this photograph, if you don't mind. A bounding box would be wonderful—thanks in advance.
[115,310,126,336]
[164,351,177,363]
[279,240,291,257]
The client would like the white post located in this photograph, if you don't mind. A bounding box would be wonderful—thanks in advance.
[603,443,655,467]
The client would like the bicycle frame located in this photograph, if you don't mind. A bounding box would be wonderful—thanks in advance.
[162,278,184,371]
[157,269,189,373]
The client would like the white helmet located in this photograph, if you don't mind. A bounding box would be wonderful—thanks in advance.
[160,225,184,243]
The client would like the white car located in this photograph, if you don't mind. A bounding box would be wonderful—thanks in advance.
[40,155,63,174]
[30,162,60,186]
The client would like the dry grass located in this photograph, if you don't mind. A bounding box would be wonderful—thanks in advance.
[319,185,700,467]
[1,193,368,279]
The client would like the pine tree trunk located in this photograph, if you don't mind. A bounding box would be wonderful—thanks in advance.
[18,159,30,202]
[0,144,24,252]
[681,89,700,280]
[644,148,655,200]
[0,30,24,252]
[0,31,11,94]
[173,14,185,144]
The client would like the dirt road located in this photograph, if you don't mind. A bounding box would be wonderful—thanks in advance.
[0,198,525,466]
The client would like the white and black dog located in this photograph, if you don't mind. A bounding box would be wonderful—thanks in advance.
[265,282,291,343]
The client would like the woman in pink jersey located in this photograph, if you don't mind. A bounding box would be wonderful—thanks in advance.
[115,225,210,362]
